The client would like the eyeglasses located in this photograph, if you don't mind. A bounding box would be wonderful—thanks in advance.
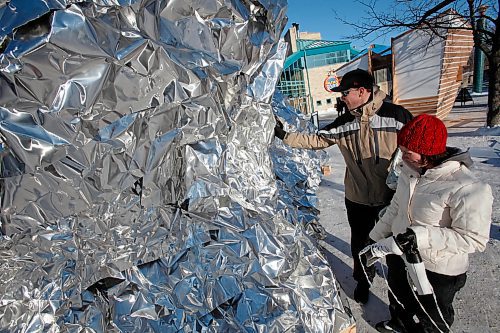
[340,88,359,97]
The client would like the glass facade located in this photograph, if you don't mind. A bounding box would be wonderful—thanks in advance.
[305,50,350,68]
[374,68,391,83]
[277,39,359,113]
[276,59,306,98]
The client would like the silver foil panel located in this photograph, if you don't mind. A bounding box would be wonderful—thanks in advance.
[0,0,354,331]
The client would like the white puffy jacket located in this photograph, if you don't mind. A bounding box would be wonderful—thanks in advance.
[369,148,493,276]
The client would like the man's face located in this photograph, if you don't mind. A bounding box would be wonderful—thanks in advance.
[340,87,369,111]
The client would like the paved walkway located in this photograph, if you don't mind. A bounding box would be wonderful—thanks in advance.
[444,95,488,134]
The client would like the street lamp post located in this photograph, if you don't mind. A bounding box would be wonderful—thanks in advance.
[473,5,488,94]
[302,45,315,115]
[294,27,315,116]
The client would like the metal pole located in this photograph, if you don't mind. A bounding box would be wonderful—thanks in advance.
[304,48,314,114]
[301,41,315,115]
[473,5,488,94]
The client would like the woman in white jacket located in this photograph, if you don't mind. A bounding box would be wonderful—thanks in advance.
[367,114,493,333]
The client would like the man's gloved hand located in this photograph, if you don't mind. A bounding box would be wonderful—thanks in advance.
[360,236,403,267]
[274,118,286,140]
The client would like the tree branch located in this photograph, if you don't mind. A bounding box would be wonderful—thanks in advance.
[416,0,459,25]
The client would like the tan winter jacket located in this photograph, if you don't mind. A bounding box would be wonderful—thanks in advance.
[369,149,493,275]
[283,89,413,206]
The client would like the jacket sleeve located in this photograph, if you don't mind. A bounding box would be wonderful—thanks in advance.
[283,132,336,150]
[411,182,493,254]
[369,184,401,241]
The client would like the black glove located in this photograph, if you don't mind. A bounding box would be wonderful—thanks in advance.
[274,118,286,140]
[395,228,421,264]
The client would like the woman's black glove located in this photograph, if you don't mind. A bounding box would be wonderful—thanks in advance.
[395,228,420,263]
[274,118,286,140]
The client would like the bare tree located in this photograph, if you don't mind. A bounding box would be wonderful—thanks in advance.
[335,0,499,126]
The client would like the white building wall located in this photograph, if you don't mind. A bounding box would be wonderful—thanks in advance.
[393,30,444,101]
[305,63,347,113]
[335,55,369,77]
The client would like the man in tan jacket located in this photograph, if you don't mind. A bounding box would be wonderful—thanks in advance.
[275,69,413,304]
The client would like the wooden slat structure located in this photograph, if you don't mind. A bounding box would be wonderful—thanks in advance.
[396,96,439,115]
[435,29,474,118]
[393,13,474,120]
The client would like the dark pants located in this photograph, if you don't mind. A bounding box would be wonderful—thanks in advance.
[386,255,467,333]
[345,198,386,286]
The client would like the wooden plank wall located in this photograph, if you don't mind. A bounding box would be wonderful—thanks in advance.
[436,29,474,119]
[397,95,439,115]
[395,29,473,119]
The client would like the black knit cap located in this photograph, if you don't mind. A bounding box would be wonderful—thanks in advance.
[331,69,374,92]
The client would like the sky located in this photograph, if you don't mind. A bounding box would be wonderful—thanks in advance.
[284,0,404,50]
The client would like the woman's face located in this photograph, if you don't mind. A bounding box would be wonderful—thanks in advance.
[400,146,426,170]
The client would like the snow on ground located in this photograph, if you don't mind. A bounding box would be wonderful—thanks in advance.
[315,100,500,332]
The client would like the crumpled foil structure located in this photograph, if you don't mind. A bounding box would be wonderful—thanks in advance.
[271,93,330,239]
[0,0,354,332]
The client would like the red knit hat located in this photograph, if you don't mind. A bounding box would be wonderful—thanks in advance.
[397,114,447,156]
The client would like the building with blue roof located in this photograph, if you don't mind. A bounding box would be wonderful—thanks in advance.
[277,24,361,114]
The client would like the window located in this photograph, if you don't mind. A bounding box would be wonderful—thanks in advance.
[276,59,306,98]
[456,66,463,82]
[305,50,350,69]
[316,100,322,106]
[374,68,391,83]
[326,98,332,104]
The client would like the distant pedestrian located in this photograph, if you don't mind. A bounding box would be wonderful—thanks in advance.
[335,97,347,116]
[275,69,413,304]
[367,114,493,332]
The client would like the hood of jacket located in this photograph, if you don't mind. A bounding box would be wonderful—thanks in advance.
[441,147,473,168]
[349,87,386,118]
[409,147,474,177]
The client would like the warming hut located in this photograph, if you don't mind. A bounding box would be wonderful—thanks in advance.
[392,14,474,119]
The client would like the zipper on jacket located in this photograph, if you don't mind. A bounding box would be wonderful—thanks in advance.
[372,128,380,164]
[407,176,420,225]
[354,125,362,165]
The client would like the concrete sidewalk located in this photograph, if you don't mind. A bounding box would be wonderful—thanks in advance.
[445,95,489,134]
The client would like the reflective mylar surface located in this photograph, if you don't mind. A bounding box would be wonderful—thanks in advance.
[0,0,354,331]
